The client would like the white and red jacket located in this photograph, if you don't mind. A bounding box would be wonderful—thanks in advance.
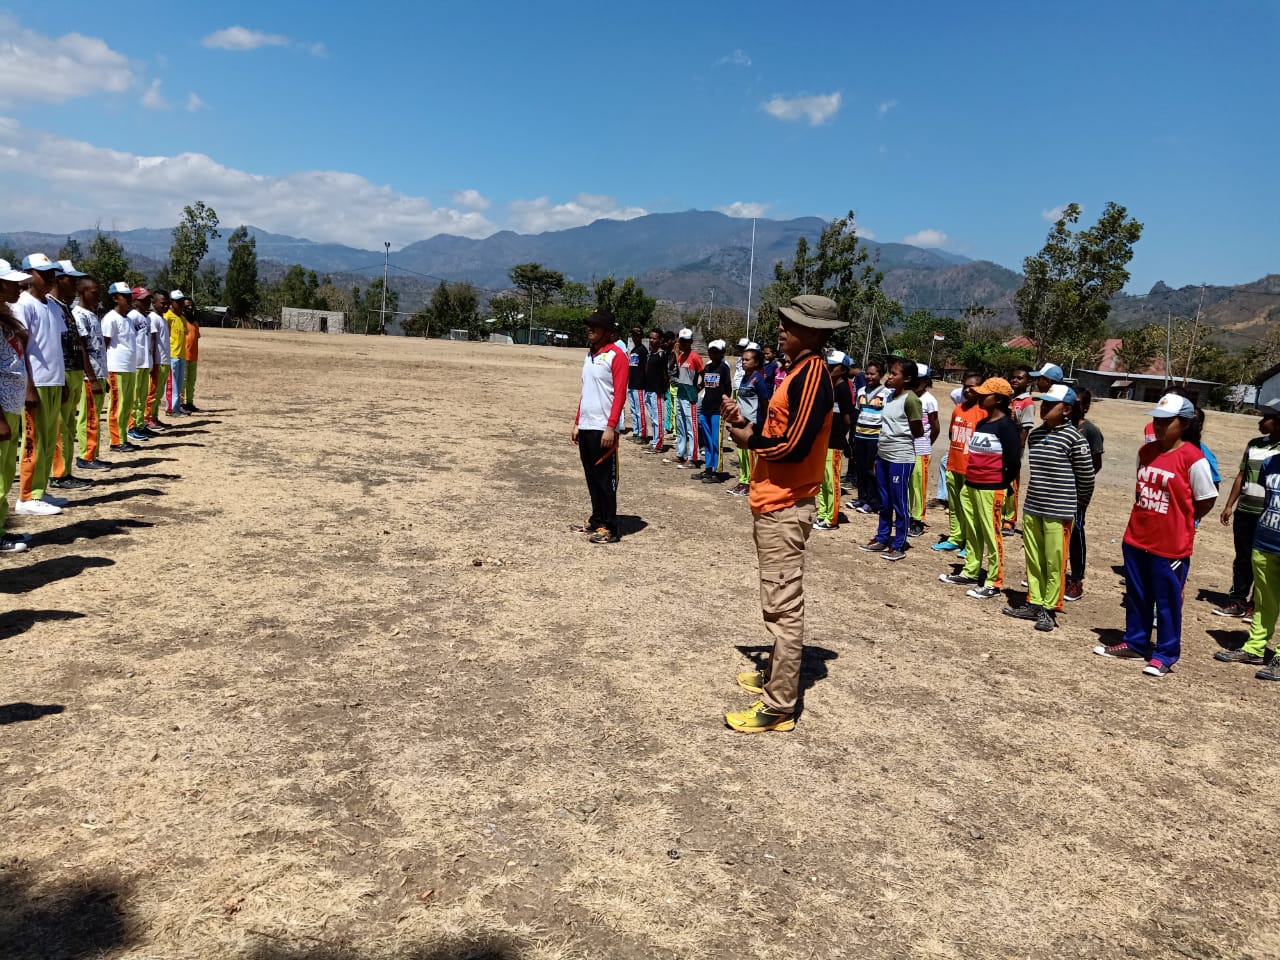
[576,342,629,430]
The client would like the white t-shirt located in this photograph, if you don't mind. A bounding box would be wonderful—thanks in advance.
[150,311,170,365]
[914,390,940,457]
[14,291,65,388]
[101,309,136,374]
[129,309,152,370]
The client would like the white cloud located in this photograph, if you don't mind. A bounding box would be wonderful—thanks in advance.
[450,189,491,211]
[307,42,328,58]
[903,229,949,248]
[507,193,647,233]
[201,26,290,51]
[762,92,841,126]
[878,98,898,115]
[716,49,752,67]
[0,16,134,105]
[141,79,170,111]
[0,118,495,250]
[186,93,206,112]
[719,202,767,218]
[1041,204,1079,222]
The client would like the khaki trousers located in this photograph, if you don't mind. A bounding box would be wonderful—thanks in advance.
[754,498,815,714]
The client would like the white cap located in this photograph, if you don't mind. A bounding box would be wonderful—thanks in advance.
[0,259,30,282]
[827,349,848,365]
[678,327,693,340]
[950,387,964,404]
[170,289,186,300]
[708,338,726,351]
[746,341,760,350]
[737,337,750,347]
[107,281,133,296]
[1149,393,1195,419]
[917,362,931,376]
[21,253,56,272]
[57,260,88,278]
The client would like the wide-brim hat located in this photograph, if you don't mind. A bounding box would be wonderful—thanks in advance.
[778,294,847,330]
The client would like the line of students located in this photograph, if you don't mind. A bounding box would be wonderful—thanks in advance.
[0,253,201,551]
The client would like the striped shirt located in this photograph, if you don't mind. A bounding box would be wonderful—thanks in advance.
[1238,436,1280,515]
[1024,423,1096,521]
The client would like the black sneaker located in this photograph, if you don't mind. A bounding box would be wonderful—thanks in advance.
[1214,648,1264,664]
[588,528,620,544]
[689,469,708,480]
[939,573,978,585]
[907,521,926,539]
[1213,600,1248,618]
[183,403,199,412]
[109,443,130,453]
[1255,659,1280,681]
[859,540,888,553]
[75,458,110,471]
[50,475,92,490]
[1001,604,1038,621]
[1035,609,1057,632]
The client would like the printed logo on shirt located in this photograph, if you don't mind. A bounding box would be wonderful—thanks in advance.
[630,352,641,367]
[1135,464,1176,514]
[594,349,617,367]
[1261,473,1280,533]
[967,433,1003,455]
[705,372,721,389]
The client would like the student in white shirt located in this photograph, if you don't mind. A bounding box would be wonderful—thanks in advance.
[127,288,155,442]
[101,282,140,453]
[72,276,110,471]
[13,254,68,515]
[147,292,171,428]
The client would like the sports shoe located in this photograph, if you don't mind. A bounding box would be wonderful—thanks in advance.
[1064,580,1083,602]
[956,549,967,560]
[701,473,724,484]
[41,493,69,507]
[588,528,619,544]
[1001,604,1038,621]
[1035,609,1056,632]
[728,483,749,497]
[145,420,168,432]
[736,668,766,694]
[109,443,131,453]
[1093,643,1144,660]
[860,540,888,553]
[940,573,978,585]
[1256,659,1280,681]
[907,521,926,539]
[1213,648,1264,664]
[967,585,1000,600]
[126,429,150,442]
[855,503,875,514]
[75,458,110,471]
[569,522,594,533]
[932,540,961,552]
[1143,660,1170,678]
[882,548,906,562]
[1241,604,1255,623]
[844,499,863,510]
[813,519,836,531]
[183,403,200,412]
[725,700,795,734]
[689,469,708,480]
[14,498,60,516]
[0,535,29,553]
[1213,600,1248,618]
[50,476,92,490]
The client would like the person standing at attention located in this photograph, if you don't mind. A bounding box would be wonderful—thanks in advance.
[908,364,940,539]
[147,291,171,429]
[571,309,629,544]
[625,326,648,442]
[1213,404,1280,620]
[861,358,923,560]
[721,295,842,733]
[814,350,854,530]
[932,371,986,553]
[1094,393,1217,676]
[0,261,37,545]
[667,328,703,469]
[182,307,201,412]
[1065,390,1105,601]
[728,346,770,497]
[1002,365,1035,534]
[13,254,68,516]
[694,339,730,482]
[642,328,668,454]
[166,291,189,416]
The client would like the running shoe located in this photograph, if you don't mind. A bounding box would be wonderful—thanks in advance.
[126,429,150,442]
[75,458,110,471]
[813,520,837,531]
[1256,659,1280,681]
[0,535,29,554]
[1093,643,1144,660]
[855,504,875,514]
[14,498,60,516]
[882,548,906,562]
[1213,600,1248,618]
[1142,660,1170,678]
[1213,648,1264,664]
[967,585,1000,600]
[736,668,766,694]
[932,540,961,552]
[859,540,888,552]
[49,476,92,490]
[940,573,978,585]
[724,700,795,734]
[1064,580,1083,602]
[907,521,926,539]
[1001,604,1038,621]
[41,493,69,507]
[1035,609,1057,632]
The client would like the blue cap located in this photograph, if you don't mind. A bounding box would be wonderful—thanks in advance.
[1034,383,1078,405]
[1031,363,1064,383]
[21,253,57,272]
[57,260,88,278]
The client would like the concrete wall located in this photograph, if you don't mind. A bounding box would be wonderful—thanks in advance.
[280,307,345,334]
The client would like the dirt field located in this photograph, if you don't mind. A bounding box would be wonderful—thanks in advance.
[3,330,1278,960]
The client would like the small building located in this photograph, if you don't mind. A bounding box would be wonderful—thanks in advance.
[1074,338,1218,405]
[1257,362,1280,409]
[280,307,345,334]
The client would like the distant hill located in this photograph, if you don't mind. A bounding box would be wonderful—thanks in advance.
[3,213,1273,344]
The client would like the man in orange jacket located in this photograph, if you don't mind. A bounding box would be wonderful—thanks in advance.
[719,295,845,733]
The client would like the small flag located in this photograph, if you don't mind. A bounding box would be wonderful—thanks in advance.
[933,332,945,341]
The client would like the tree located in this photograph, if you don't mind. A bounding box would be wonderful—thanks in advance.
[348,279,398,334]
[488,294,525,326]
[613,278,656,332]
[1016,202,1143,365]
[197,263,223,308]
[1115,324,1163,375]
[559,280,590,308]
[225,226,260,322]
[169,201,221,294]
[81,231,144,286]
[509,262,564,331]
[594,276,617,313]
[892,310,969,362]
[0,245,17,265]
[407,281,482,339]
[57,236,83,262]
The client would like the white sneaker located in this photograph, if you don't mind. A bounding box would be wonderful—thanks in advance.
[15,498,61,516]
[41,493,69,507]
[0,535,29,553]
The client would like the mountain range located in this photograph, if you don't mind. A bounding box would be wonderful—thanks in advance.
[2,211,1274,346]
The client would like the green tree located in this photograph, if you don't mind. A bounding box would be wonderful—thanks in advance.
[1016,202,1143,365]
[508,262,564,331]
[56,236,83,262]
[559,280,590,308]
[197,263,223,308]
[1115,323,1163,375]
[487,293,525,326]
[348,278,398,334]
[594,276,617,312]
[81,231,145,286]
[892,310,969,362]
[225,225,260,322]
[0,245,17,265]
[169,200,221,294]
[613,277,656,332]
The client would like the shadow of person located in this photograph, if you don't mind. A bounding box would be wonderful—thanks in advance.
[113,456,176,469]
[616,515,648,537]
[85,473,181,488]
[0,556,114,594]
[0,609,86,640]
[1195,587,1233,608]
[142,441,203,450]
[733,642,838,716]
[1090,626,1128,648]
[69,488,165,509]
[245,934,525,960]
[27,518,154,549]
[0,870,136,959]
[0,702,66,725]
[1206,628,1247,652]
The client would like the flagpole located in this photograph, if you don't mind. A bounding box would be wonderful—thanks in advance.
[744,218,756,342]
[927,334,938,371]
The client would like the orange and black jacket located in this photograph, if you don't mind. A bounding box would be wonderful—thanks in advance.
[746,352,834,513]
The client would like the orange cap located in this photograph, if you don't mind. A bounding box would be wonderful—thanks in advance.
[973,376,1013,397]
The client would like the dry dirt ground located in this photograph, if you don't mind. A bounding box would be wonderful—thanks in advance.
[3,330,1279,960]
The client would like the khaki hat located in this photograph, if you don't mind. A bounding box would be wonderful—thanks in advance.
[778,294,847,330]
[974,376,1014,397]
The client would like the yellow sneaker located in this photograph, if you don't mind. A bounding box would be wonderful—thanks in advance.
[725,700,795,733]
[736,668,766,694]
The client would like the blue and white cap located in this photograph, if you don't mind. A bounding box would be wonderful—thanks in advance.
[1149,393,1195,419]
[1031,362,1064,383]
[107,281,133,296]
[21,253,57,272]
[0,259,30,282]
[57,260,88,278]
[826,349,848,366]
[1034,383,1078,405]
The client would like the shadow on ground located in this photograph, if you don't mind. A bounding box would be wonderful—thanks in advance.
[0,870,135,960]
[733,643,838,715]
[0,608,86,640]
[247,935,525,960]
[0,556,114,594]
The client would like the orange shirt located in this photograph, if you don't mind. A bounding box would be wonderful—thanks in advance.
[748,353,834,514]
[185,320,200,361]
[948,402,988,475]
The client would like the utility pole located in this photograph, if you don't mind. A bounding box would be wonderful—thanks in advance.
[380,241,390,335]
[1164,310,1172,391]
[1183,285,1206,388]
[744,218,756,343]
[862,301,876,368]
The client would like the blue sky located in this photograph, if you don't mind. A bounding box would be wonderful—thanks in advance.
[0,0,1275,292]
